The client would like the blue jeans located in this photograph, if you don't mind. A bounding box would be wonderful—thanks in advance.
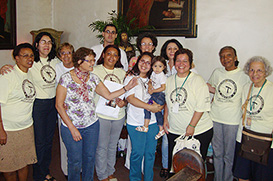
[127,123,159,181]
[32,98,57,181]
[212,122,238,181]
[144,92,165,126]
[61,121,99,181]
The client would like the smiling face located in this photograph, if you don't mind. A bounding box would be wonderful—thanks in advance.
[78,54,95,72]
[15,48,34,73]
[166,42,179,61]
[36,35,52,58]
[140,37,155,53]
[152,61,165,74]
[248,61,266,87]
[175,53,191,78]
[138,55,152,77]
[60,46,73,68]
[219,48,237,71]
[103,47,119,69]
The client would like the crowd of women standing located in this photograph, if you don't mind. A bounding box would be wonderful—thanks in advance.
[0,27,272,181]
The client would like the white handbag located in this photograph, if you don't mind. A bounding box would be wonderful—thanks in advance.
[170,134,201,172]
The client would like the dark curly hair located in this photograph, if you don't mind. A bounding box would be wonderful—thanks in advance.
[136,32,157,54]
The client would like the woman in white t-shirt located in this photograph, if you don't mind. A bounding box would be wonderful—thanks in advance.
[0,43,37,180]
[0,32,59,181]
[125,52,163,181]
[233,56,273,181]
[164,48,213,178]
[92,45,127,181]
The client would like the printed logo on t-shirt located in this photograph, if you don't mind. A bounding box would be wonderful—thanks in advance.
[217,79,237,99]
[104,74,121,84]
[40,65,56,83]
[22,79,36,102]
[170,87,187,108]
[247,95,264,115]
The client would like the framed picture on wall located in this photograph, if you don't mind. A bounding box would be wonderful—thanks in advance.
[0,0,16,50]
[118,0,197,37]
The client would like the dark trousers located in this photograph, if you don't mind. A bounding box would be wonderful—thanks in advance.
[167,128,213,173]
[32,98,57,181]
[144,92,165,126]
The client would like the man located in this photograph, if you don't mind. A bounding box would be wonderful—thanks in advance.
[91,24,128,71]
[207,46,249,181]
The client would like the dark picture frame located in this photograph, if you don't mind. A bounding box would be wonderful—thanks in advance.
[0,0,16,49]
[118,0,197,37]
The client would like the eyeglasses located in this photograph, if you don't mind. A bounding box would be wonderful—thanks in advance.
[139,59,151,65]
[82,59,95,63]
[40,40,53,45]
[19,54,34,59]
[60,52,72,56]
[141,42,153,46]
[249,69,265,74]
[104,30,116,35]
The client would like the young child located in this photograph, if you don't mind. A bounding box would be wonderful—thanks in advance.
[136,56,167,139]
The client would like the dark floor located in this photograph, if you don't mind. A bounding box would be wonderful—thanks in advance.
[0,125,215,181]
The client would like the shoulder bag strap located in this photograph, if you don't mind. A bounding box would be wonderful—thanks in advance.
[241,83,253,127]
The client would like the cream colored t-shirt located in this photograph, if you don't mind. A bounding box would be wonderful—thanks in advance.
[0,65,36,131]
[236,81,273,148]
[93,64,126,120]
[30,57,59,99]
[165,72,213,135]
[208,67,249,125]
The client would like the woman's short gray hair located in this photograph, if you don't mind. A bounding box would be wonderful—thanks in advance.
[243,56,272,77]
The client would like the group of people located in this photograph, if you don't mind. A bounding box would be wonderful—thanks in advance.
[0,23,272,181]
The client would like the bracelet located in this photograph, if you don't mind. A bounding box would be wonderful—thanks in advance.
[189,123,196,128]
[123,86,127,92]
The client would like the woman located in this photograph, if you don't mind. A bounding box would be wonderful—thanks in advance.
[0,32,59,181]
[161,39,197,76]
[55,42,75,177]
[56,47,137,181]
[125,52,163,181]
[128,32,157,70]
[163,48,213,176]
[92,45,127,181]
[233,56,273,181]
[0,43,37,180]
[159,39,198,177]
[207,46,249,181]
[31,32,60,181]
[160,39,183,77]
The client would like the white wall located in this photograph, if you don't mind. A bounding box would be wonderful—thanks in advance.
[1,0,272,81]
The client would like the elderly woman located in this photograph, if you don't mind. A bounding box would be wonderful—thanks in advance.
[55,42,75,177]
[56,47,137,181]
[128,32,158,70]
[207,46,249,181]
[0,43,37,180]
[164,48,213,176]
[233,56,273,181]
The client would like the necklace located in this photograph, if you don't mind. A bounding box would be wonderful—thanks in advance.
[102,66,121,84]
